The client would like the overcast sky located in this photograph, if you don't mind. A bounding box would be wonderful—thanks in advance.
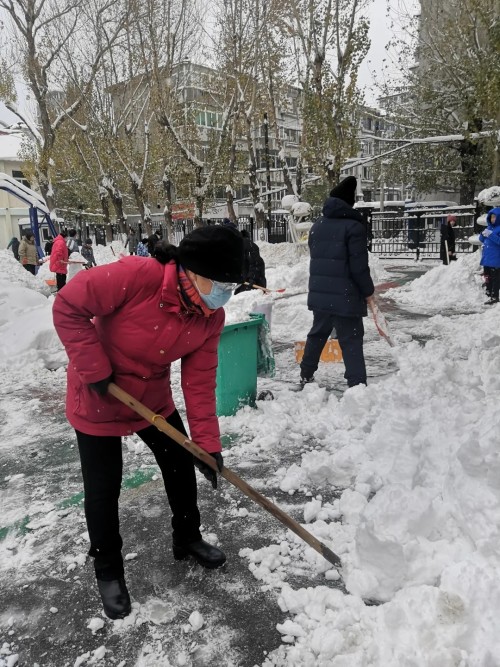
[360,0,419,105]
[0,0,418,126]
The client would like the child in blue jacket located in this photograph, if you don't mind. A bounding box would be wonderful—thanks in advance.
[479,207,500,304]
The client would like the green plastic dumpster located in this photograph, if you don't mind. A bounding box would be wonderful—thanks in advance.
[216,314,264,416]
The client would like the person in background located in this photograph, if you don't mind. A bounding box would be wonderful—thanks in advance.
[50,230,69,290]
[300,176,375,389]
[81,239,97,268]
[222,217,238,230]
[7,236,20,261]
[479,207,500,305]
[124,228,138,255]
[234,229,266,294]
[440,214,457,264]
[44,236,54,256]
[66,229,79,255]
[18,232,38,274]
[52,226,244,621]
[136,237,150,257]
[147,230,162,256]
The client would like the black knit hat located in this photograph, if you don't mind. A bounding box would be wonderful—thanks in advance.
[179,225,244,282]
[330,176,357,206]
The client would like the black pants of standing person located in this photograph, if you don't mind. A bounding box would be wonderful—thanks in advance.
[489,268,500,302]
[76,409,201,580]
[301,312,367,387]
[23,264,36,275]
[56,273,67,291]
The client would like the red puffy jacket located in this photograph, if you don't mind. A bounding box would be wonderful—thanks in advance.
[52,257,224,452]
[49,234,69,274]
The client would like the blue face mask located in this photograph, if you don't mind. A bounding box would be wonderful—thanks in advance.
[197,279,237,309]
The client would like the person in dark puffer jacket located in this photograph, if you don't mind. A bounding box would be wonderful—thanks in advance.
[300,176,375,388]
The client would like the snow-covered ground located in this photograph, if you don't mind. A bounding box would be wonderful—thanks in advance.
[1,242,499,666]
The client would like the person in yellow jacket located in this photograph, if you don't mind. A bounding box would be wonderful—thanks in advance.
[18,232,38,275]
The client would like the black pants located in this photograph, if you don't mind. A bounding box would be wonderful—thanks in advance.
[76,410,201,579]
[56,273,67,290]
[23,264,36,275]
[301,312,367,387]
[489,268,500,301]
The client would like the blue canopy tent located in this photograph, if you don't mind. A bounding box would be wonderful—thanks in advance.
[0,172,57,258]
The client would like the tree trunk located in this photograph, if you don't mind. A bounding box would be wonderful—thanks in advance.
[102,176,127,233]
[132,183,152,236]
[245,119,265,229]
[99,186,111,226]
[459,138,481,205]
[38,169,58,227]
[263,113,273,221]
[162,165,174,242]
[296,156,303,197]
[226,125,238,223]
[194,166,204,227]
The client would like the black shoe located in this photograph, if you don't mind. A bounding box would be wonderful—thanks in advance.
[97,577,131,620]
[173,539,226,569]
[484,299,499,305]
[299,374,314,388]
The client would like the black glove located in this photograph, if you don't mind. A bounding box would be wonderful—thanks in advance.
[88,374,113,396]
[194,452,224,490]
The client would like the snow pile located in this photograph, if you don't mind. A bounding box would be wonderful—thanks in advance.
[67,251,87,281]
[0,250,49,296]
[232,304,500,664]
[368,252,390,284]
[259,241,305,269]
[3,241,499,665]
[477,185,500,206]
[93,240,125,265]
[0,254,66,369]
[388,252,483,309]
[225,290,274,326]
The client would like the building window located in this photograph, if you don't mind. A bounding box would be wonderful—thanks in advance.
[12,170,29,188]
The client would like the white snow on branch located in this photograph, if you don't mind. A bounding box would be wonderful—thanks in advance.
[477,186,500,206]
[4,100,44,147]
[160,117,203,169]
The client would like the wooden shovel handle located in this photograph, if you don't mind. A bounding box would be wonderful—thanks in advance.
[107,382,342,569]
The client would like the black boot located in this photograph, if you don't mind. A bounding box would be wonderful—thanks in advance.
[173,539,226,568]
[299,374,314,389]
[97,577,131,619]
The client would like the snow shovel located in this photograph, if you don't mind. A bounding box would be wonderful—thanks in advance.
[243,282,286,294]
[368,299,395,348]
[294,339,343,363]
[107,382,342,571]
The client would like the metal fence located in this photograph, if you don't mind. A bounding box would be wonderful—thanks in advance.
[102,214,289,245]
[76,205,481,260]
[366,206,478,259]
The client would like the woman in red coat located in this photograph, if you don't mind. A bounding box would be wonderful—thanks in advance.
[53,226,243,620]
[49,231,69,290]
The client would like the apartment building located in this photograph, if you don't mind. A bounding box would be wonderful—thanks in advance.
[110,60,416,214]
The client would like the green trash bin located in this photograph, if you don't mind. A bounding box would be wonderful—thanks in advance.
[216,314,264,416]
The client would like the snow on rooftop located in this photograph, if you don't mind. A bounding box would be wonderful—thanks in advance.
[0,131,24,162]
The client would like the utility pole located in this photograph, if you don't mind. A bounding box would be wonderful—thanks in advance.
[263,112,273,222]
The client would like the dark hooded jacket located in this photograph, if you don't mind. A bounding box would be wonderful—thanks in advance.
[440,220,456,261]
[307,197,374,317]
